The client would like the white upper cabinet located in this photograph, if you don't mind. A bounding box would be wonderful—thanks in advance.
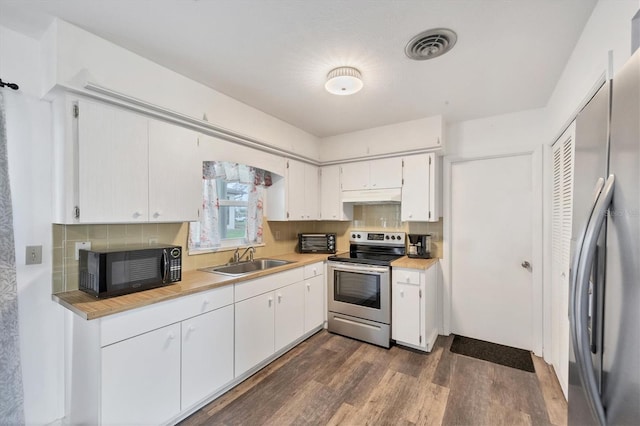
[78,100,149,223]
[55,97,201,223]
[401,153,440,222]
[148,119,201,222]
[267,159,319,221]
[319,165,352,221]
[341,157,403,191]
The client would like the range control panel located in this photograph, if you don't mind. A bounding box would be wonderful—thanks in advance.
[349,231,405,246]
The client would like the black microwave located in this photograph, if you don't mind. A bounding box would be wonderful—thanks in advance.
[298,233,336,254]
[79,244,182,298]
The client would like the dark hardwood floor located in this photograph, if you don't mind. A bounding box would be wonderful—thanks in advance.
[181,331,567,426]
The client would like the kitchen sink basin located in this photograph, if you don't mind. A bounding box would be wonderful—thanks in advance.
[199,258,295,276]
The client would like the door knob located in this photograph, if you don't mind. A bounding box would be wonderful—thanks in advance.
[521,261,531,269]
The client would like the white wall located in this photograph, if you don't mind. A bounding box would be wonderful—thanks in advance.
[546,0,640,143]
[446,107,548,158]
[319,115,443,162]
[43,19,321,161]
[0,26,65,425]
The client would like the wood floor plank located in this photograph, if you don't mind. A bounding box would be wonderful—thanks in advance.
[432,334,455,388]
[326,402,358,426]
[490,363,552,425]
[532,355,568,426]
[441,355,495,425]
[404,381,450,426]
[484,399,533,426]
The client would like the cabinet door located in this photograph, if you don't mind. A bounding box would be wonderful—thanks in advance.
[275,281,305,352]
[78,99,148,223]
[340,162,369,190]
[304,164,319,220]
[148,119,201,222]
[181,305,234,409]
[304,275,325,333]
[287,159,307,220]
[235,292,275,377]
[392,282,422,347]
[370,157,403,189]
[320,165,352,221]
[401,154,430,221]
[101,323,181,425]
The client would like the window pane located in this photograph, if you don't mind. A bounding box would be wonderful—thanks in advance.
[217,180,249,202]
[219,205,247,240]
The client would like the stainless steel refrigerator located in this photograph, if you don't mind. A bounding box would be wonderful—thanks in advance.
[569,49,640,425]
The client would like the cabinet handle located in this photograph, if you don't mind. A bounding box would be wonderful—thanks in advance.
[203,298,209,305]
[168,332,176,340]
[400,290,404,297]
[153,212,162,218]
[133,211,142,218]
[268,297,273,306]
[306,283,311,290]
[406,276,410,283]
[277,294,282,303]
[372,183,377,187]
[188,325,195,333]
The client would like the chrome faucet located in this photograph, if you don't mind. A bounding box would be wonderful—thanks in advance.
[234,246,255,263]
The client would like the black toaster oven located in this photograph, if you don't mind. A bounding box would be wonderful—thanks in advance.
[298,233,336,254]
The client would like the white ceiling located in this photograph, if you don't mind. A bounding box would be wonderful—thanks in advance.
[0,0,597,137]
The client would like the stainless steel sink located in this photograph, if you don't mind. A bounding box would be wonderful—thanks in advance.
[199,258,295,276]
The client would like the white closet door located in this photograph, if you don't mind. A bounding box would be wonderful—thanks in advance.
[551,122,575,398]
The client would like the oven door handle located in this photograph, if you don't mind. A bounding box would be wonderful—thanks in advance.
[328,262,389,274]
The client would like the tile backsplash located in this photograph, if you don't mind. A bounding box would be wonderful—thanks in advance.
[52,204,442,293]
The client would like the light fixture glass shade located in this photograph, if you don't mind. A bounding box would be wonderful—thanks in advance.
[325,67,363,95]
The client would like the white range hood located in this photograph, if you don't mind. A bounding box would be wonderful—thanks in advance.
[341,187,402,204]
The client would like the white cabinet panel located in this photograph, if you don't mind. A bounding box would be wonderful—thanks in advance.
[101,323,181,425]
[304,275,325,333]
[305,163,319,220]
[181,305,234,409]
[370,157,403,189]
[320,165,352,221]
[235,292,275,376]
[402,153,439,222]
[275,281,305,352]
[341,162,370,190]
[148,119,201,222]
[392,281,422,347]
[341,158,402,192]
[78,99,148,223]
[287,159,307,220]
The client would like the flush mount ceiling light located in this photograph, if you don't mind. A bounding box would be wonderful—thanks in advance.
[325,67,363,95]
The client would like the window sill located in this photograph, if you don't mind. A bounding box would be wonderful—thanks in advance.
[188,242,266,256]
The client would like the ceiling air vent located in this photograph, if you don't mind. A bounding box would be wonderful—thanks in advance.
[405,28,457,60]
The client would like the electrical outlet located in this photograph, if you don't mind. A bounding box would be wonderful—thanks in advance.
[25,245,42,265]
[275,231,281,240]
[75,241,91,260]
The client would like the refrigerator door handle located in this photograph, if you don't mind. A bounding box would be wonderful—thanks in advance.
[570,177,605,319]
[571,174,615,426]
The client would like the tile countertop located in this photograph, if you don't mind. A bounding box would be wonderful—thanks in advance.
[391,256,439,270]
[52,252,329,321]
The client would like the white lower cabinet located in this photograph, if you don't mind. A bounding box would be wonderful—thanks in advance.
[392,265,438,352]
[101,323,181,425]
[304,275,325,333]
[235,291,276,377]
[181,305,234,409]
[275,281,305,352]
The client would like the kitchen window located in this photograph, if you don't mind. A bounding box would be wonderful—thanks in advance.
[188,161,271,253]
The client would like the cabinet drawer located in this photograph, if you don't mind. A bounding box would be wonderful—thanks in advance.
[234,268,304,302]
[100,285,234,347]
[304,262,324,279]
[393,269,421,285]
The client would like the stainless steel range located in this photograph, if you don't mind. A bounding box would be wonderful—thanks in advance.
[327,231,406,348]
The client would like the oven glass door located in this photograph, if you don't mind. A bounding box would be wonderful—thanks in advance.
[334,270,381,309]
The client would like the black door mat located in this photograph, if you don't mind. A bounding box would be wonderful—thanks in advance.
[450,335,535,373]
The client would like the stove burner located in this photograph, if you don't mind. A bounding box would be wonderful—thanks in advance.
[328,230,406,266]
